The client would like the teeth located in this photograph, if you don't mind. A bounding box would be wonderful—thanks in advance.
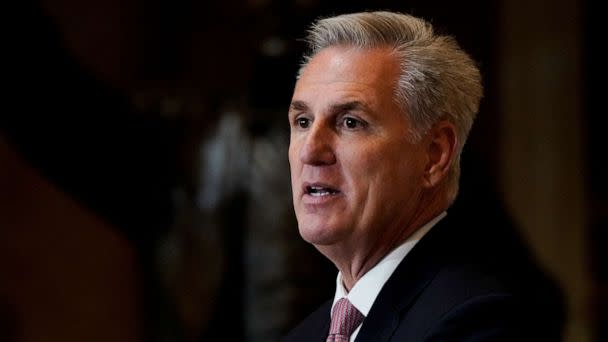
[307,186,337,196]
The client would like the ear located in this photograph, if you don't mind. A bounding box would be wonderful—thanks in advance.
[423,120,458,188]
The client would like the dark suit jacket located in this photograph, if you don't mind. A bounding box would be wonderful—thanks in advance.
[282,209,565,341]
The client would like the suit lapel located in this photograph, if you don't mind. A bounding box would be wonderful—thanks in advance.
[310,302,332,341]
[283,299,332,342]
[355,218,451,341]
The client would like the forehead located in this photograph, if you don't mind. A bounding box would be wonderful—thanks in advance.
[302,46,398,82]
[293,46,400,109]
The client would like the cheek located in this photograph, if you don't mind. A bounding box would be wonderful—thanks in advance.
[288,142,304,194]
[343,143,378,168]
[367,143,421,187]
[350,142,400,176]
[341,144,389,198]
[288,143,298,168]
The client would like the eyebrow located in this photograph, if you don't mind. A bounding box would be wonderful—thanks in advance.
[289,100,369,114]
[328,101,368,114]
[289,100,309,112]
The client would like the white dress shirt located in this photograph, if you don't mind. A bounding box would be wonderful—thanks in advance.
[330,212,447,341]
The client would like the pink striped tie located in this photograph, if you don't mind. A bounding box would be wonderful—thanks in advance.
[326,298,364,342]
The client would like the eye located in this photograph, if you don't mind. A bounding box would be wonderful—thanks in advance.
[296,117,310,129]
[342,117,363,129]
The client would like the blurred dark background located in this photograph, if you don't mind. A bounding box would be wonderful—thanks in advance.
[0,0,603,341]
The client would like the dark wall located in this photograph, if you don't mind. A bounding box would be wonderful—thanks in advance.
[2,0,594,341]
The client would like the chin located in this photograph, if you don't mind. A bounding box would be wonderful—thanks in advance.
[297,220,344,246]
[298,225,327,245]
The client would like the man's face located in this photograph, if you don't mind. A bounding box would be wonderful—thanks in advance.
[288,46,429,255]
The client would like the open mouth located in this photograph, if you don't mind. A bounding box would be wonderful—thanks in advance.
[305,185,340,197]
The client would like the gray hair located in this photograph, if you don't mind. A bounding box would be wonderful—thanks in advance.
[298,11,483,201]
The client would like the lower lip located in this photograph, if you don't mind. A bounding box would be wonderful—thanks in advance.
[302,192,342,205]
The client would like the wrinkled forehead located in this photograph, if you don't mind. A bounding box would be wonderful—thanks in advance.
[291,46,402,117]
[298,46,399,86]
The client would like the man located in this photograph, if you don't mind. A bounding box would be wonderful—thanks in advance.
[283,11,564,341]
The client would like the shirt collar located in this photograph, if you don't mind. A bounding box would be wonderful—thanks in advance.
[332,211,447,317]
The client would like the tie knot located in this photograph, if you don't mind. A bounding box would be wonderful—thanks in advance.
[327,298,364,341]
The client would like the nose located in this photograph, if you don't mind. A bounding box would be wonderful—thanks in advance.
[299,123,336,166]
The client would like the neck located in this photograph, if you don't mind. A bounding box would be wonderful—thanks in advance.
[324,188,449,291]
